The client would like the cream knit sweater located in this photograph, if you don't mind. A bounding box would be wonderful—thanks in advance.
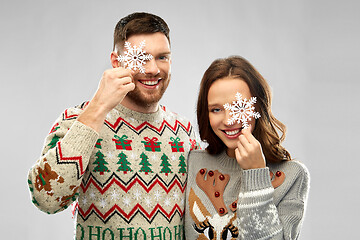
[28,102,199,239]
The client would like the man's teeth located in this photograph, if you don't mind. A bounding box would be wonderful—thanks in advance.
[141,80,159,86]
[225,129,240,136]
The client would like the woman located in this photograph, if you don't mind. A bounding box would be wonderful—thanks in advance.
[184,56,310,239]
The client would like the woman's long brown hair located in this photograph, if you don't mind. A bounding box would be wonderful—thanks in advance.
[197,56,291,163]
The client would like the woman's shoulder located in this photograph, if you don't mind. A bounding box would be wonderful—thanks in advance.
[268,160,310,201]
[269,160,309,174]
[268,160,310,186]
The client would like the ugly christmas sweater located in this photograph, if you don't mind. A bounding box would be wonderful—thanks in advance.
[184,150,310,240]
[28,102,199,240]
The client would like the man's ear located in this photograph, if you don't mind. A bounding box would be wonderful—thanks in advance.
[110,51,121,68]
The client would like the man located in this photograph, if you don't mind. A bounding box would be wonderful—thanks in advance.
[28,12,199,239]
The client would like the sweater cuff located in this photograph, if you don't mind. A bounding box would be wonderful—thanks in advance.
[241,167,272,192]
[60,120,99,156]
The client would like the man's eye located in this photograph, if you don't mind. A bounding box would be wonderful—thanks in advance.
[158,56,170,61]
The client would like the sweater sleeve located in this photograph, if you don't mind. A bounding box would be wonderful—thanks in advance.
[27,108,99,214]
[236,166,309,240]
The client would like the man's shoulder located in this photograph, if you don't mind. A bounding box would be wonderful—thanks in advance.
[59,101,89,120]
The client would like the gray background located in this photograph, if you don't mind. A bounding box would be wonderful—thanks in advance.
[1,0,359,239]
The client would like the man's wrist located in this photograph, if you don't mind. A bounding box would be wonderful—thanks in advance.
[77,102,108,133]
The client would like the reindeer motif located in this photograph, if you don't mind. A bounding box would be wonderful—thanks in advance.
[189,169,239,240]
[56,185,79,207]
[189,168,285,239]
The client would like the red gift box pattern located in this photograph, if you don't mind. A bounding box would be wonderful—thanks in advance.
[112,135,133,150]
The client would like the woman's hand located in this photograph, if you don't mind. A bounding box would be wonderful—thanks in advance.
[235,127,266,170]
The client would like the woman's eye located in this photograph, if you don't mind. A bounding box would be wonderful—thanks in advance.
[211,108,221,113]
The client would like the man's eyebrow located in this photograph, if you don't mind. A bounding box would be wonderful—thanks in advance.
[154,51,171,56]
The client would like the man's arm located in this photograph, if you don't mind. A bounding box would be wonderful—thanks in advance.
[27,112,99,213]
[28,67,135,213]
[78,67,135,132]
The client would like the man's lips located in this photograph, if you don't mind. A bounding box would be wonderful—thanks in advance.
[138,78,161,86]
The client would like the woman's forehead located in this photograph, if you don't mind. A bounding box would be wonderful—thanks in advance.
[208,77,252,102]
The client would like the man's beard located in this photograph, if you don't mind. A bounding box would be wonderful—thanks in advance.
[126,73,170,107]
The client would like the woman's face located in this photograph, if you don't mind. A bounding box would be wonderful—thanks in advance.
[207,77,256,154]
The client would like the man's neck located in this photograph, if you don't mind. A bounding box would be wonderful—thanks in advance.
[120,98,159,114]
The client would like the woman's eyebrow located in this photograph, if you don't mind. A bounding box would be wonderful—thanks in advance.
[208,103,221,108]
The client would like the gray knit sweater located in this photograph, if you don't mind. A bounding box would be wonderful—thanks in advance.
[184,150,310,240]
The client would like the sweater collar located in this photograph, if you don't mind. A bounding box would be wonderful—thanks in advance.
[114,103,164,122]
[215,150,242,171]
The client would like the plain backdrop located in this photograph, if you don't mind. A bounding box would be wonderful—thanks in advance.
[1,0,359,239]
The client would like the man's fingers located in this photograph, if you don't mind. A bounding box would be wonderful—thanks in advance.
[118,76,133,85]
[124,82,135,92]
[105,67,133,79]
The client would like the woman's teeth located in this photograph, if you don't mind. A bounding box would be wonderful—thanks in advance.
[224,129,240,136]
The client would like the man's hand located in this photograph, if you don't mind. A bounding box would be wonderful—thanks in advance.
[78,67,135,132]
[234,127,266,170]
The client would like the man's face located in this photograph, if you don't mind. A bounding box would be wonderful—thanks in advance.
[118,32,171,107]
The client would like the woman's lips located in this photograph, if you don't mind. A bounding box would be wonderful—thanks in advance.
[222,128,242,139]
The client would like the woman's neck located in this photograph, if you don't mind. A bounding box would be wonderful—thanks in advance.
[226,148,236,158]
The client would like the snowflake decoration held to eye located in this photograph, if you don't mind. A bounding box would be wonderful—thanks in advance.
[223,92,261,129]
[117,40,153,74]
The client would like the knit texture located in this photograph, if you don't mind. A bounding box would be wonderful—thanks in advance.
[28,102,200,239]
[184,150,310,240]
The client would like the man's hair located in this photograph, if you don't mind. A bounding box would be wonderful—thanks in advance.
[113,12,170,51]
[197,56,291,163]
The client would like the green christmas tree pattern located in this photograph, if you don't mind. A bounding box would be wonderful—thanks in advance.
[117,152,132,174]
[160,153,172,176]
[95,139,103,149]
[139,152,153,175]
[48,135,60,149]
[93,150,110,175]
[178,154,187,176]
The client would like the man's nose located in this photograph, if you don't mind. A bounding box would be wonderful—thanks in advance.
[145,59,160,75]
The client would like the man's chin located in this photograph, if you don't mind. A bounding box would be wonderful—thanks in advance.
[126,77,169,107]
[126,90,164,106]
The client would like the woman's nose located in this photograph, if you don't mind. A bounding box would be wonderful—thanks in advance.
[223,110,233,126]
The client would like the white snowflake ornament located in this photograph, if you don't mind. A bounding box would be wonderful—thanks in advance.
[223,92,261,129]
[117,40,153,73]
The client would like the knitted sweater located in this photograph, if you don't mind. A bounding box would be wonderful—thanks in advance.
[184,150,310,240]
[28,102,199,240]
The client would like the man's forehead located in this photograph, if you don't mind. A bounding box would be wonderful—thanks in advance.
[124,33,170,52]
